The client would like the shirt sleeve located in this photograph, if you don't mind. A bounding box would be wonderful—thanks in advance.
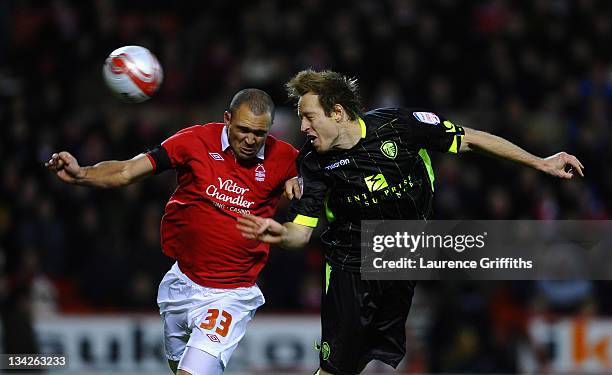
[286,150,328,228]
[405,110,465,154]
[145,126,199,173]
[162,126,199,164]
[145,145,171,174]
[283,147,299,181]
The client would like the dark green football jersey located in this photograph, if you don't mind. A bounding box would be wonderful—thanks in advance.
[287,108,464,271]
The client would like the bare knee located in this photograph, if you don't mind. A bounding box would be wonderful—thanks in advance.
[177,370,192,375]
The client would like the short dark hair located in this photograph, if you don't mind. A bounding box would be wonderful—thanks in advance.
[229,88,275,121]
[286,69,362,120]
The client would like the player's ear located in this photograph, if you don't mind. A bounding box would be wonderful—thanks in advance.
[332,104,343,122]
[224,111,231,126]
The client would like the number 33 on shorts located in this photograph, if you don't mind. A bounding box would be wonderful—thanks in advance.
[199,308,233,339]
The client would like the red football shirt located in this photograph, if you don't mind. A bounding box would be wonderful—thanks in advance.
[146,123,298,288]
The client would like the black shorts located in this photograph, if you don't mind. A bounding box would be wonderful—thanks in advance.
[318,263,416,375]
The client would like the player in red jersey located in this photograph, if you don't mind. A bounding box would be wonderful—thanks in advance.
[46,89,300,375]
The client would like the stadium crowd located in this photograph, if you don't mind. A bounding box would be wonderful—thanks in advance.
[1,0,611,372]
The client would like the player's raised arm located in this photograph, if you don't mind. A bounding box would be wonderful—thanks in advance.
[237,215,313,249]
[460,127,585,179]
[45,151,154,188]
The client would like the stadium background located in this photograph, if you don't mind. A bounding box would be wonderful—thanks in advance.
[1,0,611,373]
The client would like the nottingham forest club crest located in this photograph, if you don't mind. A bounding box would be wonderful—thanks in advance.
[255,164,265,182]
[380,140,397,159]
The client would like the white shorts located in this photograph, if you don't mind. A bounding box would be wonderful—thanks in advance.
[157,262,265,368]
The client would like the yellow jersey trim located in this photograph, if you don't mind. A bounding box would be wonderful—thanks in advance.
[293,214,318,227]
[358,118,367,138]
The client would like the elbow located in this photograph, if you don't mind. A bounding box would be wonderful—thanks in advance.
[459,141,474,153]
[278,222,314,249]
[281,225,312,250]
[118,158,146,187]
[295,229,313,248]
[98,179,127,189]
[295,236,311,249]
[114,167,134,187]
[282,237,310,250]
[121,174,133,187]
[460,127,483,152]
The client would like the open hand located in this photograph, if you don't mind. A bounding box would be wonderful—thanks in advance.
[236,214,286,244]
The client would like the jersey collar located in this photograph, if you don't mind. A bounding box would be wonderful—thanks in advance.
[358,117,367,138]
[221,125,265,160]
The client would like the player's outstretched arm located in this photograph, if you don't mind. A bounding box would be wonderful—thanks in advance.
[45,151,154,188]
[460,127,584,179]
[237,215,313,249]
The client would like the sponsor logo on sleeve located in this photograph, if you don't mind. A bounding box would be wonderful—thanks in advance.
[413,112,440,125]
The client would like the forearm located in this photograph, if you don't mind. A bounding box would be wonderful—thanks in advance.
[76,160,133,188]
[461,127,545,171]
[279,222,312,250]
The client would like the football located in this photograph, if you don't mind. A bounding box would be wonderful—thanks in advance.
[102,45,163,103]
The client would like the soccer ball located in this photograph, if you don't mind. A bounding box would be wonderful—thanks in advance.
[102,46,163,103]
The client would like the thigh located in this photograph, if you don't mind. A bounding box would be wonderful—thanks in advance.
[158,267,192,362]
[367,280,417,368]
[187,287,264,368]
[178,346,223,375]
[319,264,372,375]
[161,309,191,362]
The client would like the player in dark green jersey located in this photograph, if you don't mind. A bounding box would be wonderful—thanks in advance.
[237,69,584,375]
